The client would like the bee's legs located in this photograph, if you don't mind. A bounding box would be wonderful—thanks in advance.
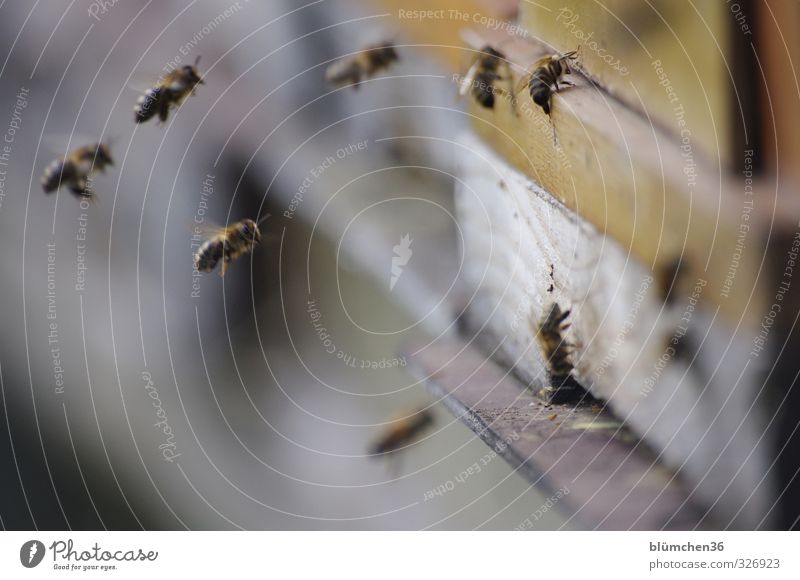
[159,96,170,123]
[70,179,87,196]
[220,259,229,277]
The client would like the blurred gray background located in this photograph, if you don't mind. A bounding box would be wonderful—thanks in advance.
[0,0,563,529]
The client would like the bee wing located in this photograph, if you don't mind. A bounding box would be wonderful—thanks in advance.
[126,68,165,93]
[458,28,486,50]
[190,221,231,239]
[459,58,481,97]
[41,133,105,155]
[514,69,533,95]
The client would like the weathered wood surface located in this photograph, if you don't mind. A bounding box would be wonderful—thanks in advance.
[453,132,773,528]
[518,0,737,163]
[403,337,709,530]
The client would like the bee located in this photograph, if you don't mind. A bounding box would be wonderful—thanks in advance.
[459,32,516,113]
[534,303,590,404]
[369,408,434,457]
[41,142,113,199]
[325,41,399,89]
[134,56,204,124]
[193,216,267,276]
[516,49,579,116]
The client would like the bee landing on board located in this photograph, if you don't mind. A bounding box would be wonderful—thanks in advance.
[134,56,204,124]
[516,49,579,144]
[533,303,591,404]
[41,142,113,199]
[193,216,266,276]
[369,408,434,457]
[325,41,399,90]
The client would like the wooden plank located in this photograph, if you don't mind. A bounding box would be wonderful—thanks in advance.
[403,336,709,530]
[453,132,774,528]
[756,0,800,186]
[518,0,736,164]
[457,25,779,326]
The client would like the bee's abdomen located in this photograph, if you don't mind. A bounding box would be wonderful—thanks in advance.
[325,60,362,87]
[530,71,553,115]
[367,45,398,71]
[41,160,75,193]
[194,239,225,272]
[134,87,163,123]
[474,70,501,109]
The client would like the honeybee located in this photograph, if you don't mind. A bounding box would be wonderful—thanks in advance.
[460,45,516,111]
[534,303,589,404]
[325,41,399,89]
[459,31,516,113]
[369,408,434,457]
[134,57,204,124]
[41,142,113,199]
[193,216,267,276]
[516,49,579,116]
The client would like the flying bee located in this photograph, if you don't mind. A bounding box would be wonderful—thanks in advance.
[325,41,399,89]
[459,32,516,113]
[193,215,268,276]
[134,56,204,124]
[41,142,113,199]
[369,408,434,457]
[533,303,590,404]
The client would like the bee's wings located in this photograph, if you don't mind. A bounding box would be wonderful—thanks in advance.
[41,133,107,156]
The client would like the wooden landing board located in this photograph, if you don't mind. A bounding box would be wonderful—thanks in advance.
[403,337,708,530]
[453,132,773,529]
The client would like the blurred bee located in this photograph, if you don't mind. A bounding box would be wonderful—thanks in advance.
[193,216,267,276]
[369,408,434,457]
[134,56,204,124]
[534,303,589,404]
[516,49,579,116]
[459,32,515,113]
[41,142,113,199]
[325,41,399,89]
[536,303,574,381]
